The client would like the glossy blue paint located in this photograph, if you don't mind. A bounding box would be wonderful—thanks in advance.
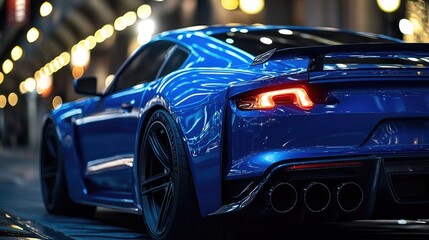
[43,25,429,220]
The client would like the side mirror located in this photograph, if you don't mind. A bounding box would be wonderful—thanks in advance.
[73,76,101,96]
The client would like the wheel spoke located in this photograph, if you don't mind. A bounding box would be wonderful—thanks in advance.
[46,138,57,159]
[148,129,170,169]
[141,172,171,196]
[42,166,57,179]
[46,185,53,202]
[157,182,174,232]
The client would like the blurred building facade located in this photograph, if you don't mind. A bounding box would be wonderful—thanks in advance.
[0,0,421,149]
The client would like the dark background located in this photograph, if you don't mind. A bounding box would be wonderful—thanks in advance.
[0,0,420,150]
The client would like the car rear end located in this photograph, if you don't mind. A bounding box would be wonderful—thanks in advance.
[218,43,429,222]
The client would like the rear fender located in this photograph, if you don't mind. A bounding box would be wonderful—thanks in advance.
[134,69,263,216]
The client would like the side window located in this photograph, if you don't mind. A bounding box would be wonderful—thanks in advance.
[157,46,189,78]
[113,41,174,92]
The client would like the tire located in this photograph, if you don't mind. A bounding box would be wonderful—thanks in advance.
[139,109,233,240]
[40,122,96,216]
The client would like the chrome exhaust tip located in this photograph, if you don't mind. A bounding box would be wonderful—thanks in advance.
[268,182,298,213]
[337,182,363,212]
[303,182,331,213]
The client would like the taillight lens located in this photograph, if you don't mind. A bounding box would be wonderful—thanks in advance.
[237,87,314,110]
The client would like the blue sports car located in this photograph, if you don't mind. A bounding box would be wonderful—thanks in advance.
[40,24,429,240]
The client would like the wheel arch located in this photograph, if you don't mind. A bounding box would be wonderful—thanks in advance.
[133,103,171,212]
[133,94,227,217]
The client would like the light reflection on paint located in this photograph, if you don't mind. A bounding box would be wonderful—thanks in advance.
[86,155,134,174]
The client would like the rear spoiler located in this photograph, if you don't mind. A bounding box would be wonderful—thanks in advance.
[251,43,429,70]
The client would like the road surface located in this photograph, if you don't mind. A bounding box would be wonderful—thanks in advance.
[1,148,428,239]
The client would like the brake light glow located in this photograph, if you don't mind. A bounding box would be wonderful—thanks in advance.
[285,161,362,171]
[237,87,314,110]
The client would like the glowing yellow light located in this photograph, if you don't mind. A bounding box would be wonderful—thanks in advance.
[34,71,41,81]
[72,66,84,79]
[101,24,114,39]
[239,0,264,15]
[8,93,18,107]
[105,74,115,87]
[27,27,40,43]
[114,16,126,31]
[19,82,27,94]
[377,0,400,13]
[49,62,57,72]
[37,75,53,95]
[53,58,60,70]
[2,59,13,74]
[137,4,152,19]
[137,19,155,45]
[0,95,6,108]
[59,52,70,66]
[43,65,52,76]
[222,0,239,10]
[52,96,63,109]
[94,29,106,43]
[11,46,23,61]
[138,19,155,35]
[71,45,90,67]
[0,72,3,84]
[137,34,151,45]
[85,36,97,49]
[123,11,137,26]
[24,77,36,92]
[40,1,53,17]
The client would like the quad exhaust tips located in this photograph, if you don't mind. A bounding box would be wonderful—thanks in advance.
[268,181,363,214]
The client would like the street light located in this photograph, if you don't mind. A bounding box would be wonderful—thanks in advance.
[239,0,264,15]
[40,1,53,17]
[377,0,401,13]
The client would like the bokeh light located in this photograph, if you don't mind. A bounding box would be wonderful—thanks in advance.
[399,18,414,35]
[40,1,53,17]
[2,60,13,74]
[27,27,40,43]
[52,96,63,109]
[11,46,23,61]
[239,0,264,15]
[137,4,152,19]
[8,93,18,107]
[0,95,6,108]
[222,0,239,10]
[377,0,401,13]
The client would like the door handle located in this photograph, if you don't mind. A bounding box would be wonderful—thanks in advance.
[121,101,134,112]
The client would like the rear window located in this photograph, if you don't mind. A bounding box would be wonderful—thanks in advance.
[323,53,429,70]
[212,28,399,56]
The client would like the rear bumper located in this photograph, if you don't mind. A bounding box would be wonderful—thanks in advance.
[211,153,429,222]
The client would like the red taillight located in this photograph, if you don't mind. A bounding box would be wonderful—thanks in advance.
[237,87,314,110]
[285,161,362,171]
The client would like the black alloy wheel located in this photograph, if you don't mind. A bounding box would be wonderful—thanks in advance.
[140,109,200,240]
[40,123,61,212]
[40,122,95,216]
[140,110,183,239]
[140,109,235,240]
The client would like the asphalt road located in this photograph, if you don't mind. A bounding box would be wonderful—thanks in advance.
[1,148,429,240]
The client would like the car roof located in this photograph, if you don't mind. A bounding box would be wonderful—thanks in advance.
[156,24,402,43]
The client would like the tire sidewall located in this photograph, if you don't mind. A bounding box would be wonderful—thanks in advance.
[40,123,62,212]
[140,109,194,240]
